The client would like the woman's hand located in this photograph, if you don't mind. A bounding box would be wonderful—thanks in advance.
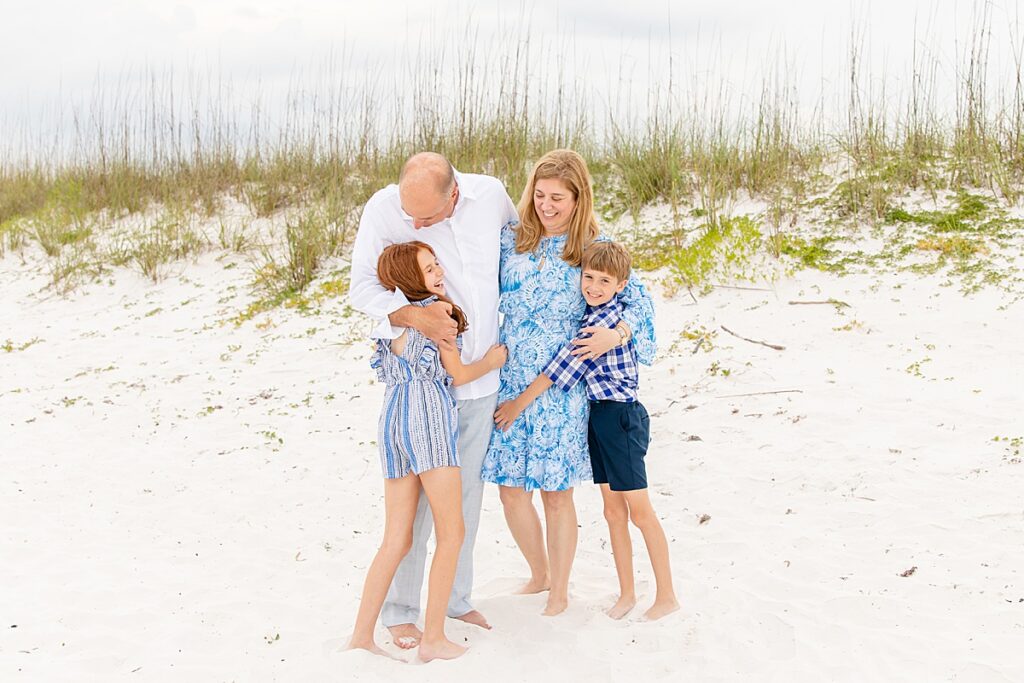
[493,398,524,431]
[570,325,621,361]
[484,343,508,370]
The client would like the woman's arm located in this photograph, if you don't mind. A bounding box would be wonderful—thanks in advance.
[571,273,656,364]
[439,343,507,387]
[614,274,657,364]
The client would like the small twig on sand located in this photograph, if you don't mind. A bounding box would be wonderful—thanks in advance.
[691,337,704,354]
[686,285,699,305]
[712,284,772,292]
[788,299,850,308]
[720,325,785,351]
[715,389,804,399]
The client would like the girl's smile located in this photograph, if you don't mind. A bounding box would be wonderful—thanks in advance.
[417,248,447,296]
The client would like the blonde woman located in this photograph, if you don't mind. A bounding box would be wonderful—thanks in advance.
[482,149,657,615]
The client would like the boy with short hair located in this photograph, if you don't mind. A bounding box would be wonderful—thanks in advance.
[494,241,680,620]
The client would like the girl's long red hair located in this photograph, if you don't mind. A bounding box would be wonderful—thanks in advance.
[377,241,468,334]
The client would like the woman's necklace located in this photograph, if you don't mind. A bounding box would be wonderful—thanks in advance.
[537,234,560,270]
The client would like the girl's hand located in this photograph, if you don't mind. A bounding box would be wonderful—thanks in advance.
[493,399,523,431]
[485,343,508,370]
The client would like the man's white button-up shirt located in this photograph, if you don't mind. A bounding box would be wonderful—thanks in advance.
[349,170,518,400]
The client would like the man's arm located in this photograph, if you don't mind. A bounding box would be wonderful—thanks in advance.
[348,195,410,339]
[348,194,457,346]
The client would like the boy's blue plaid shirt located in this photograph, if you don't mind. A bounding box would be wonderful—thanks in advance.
[542,297,639,402]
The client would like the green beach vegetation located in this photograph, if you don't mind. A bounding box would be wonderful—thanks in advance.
[1,13,1022,307]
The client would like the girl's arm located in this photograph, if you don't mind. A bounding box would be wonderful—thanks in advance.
[440,343,507,387]
[493,373,553,431]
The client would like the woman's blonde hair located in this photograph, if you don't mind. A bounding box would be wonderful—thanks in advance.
[514,149,599,267]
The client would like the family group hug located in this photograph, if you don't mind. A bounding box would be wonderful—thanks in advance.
[346,149,680,662]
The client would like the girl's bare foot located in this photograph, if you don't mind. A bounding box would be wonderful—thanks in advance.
[346,639,401,660]
[644,598,680,621]
[418,638,468,662]
[387,623,422,649]
[542,596,568,616]
[606,595,637,620]
[454,610,492,630]
[515,575,550,594]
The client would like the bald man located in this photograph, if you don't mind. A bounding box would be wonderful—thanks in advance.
[349,152,518,648]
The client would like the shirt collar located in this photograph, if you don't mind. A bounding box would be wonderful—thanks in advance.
[411,295,439,308]
[585,296,622,317]
[451,169,475,202]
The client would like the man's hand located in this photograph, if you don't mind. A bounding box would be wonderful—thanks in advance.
[494,398,525,431]
[393,301,457,350]
[570,326,620,361]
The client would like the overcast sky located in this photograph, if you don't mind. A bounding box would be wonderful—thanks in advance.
[1,1,1021,153]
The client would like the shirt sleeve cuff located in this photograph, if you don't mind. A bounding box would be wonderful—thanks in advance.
[543,350,587,392]
[369,288,412,339]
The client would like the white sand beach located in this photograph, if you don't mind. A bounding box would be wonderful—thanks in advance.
[2,208,1023,682]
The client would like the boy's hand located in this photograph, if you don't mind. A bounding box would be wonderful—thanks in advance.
[485,343,508,370]
[493,398,524,431]
[571,326,619,361]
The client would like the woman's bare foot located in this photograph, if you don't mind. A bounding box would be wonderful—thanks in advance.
[387,623,422,649]
[418,638,468,662]
[644,598,680,621]
[606,594,637,620]
[542,596,568,616]
[515,575,551,594]
[454,610,492,630]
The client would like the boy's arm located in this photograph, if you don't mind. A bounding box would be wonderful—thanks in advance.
[494,374,554,431]
[493,343,592,431]
[440,343,507,387]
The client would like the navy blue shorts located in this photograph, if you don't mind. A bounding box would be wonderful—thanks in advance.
[587,400,650,492]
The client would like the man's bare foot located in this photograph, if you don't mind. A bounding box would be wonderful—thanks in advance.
[515,575,550,594]
[454,610,492,630]
[606,595,637,620]
[542,596,568,616]
[644,599,680,621]
[387,623,422,649]
[418,638,468,662]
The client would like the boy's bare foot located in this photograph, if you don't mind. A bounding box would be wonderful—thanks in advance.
[542,596,568,616]
[515,575,550,594]
[418,638,468,662]
[644,599,680,621]
[606,595,637,620]
[454,610,492,630]
[387,623,422,649]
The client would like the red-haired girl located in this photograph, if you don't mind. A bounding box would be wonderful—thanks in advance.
[347,241,506,662]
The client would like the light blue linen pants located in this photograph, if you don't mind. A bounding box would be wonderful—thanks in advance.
[381,391,497,626]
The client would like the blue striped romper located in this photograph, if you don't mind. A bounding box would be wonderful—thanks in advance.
[369,302,461,479]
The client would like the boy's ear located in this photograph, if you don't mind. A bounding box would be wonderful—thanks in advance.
[615,278,628,293]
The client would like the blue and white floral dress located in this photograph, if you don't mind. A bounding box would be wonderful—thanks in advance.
[481,223,657,492]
